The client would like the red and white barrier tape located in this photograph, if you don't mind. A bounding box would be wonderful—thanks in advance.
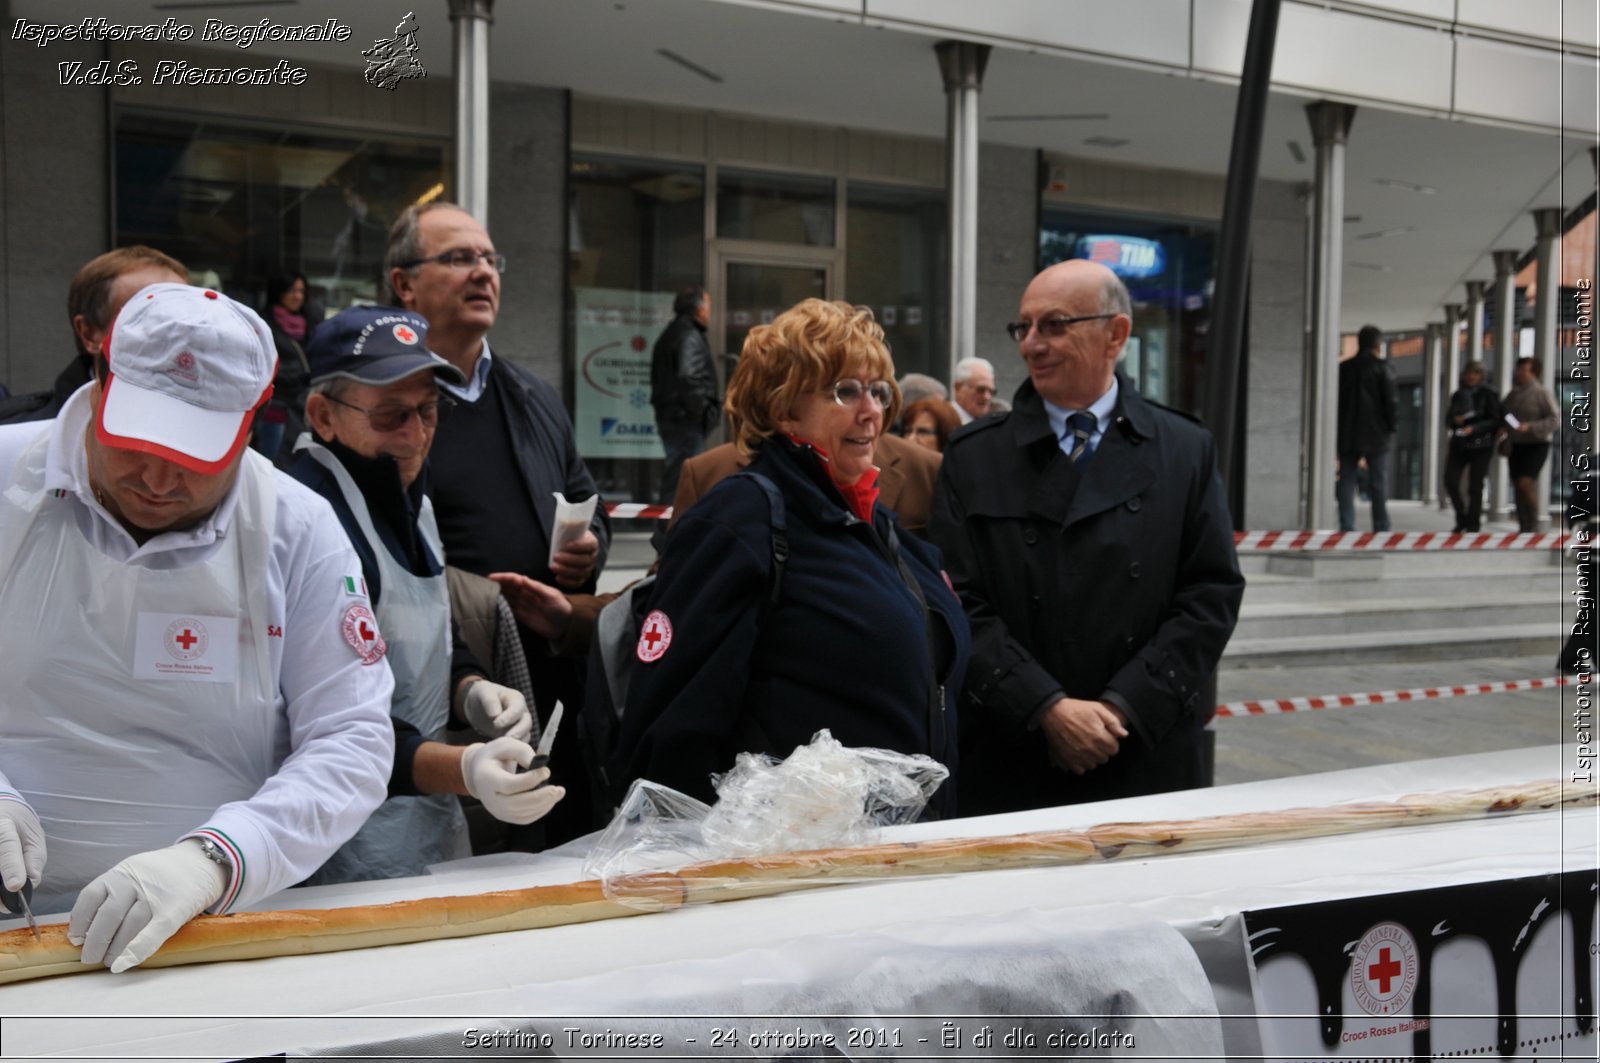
[607,503,674,521]
[603,506,1574,551]
[1233,530,1569,550]
[1216,675,1578,719]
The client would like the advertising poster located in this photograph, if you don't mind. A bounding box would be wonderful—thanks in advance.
[573,287,674,460]
[1245,870,1598,1060]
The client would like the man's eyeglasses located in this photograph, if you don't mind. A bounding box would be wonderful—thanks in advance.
[1004,313,1116,343]
[826,379,895,408]
[328,395,454,432]
[398,249,507,273]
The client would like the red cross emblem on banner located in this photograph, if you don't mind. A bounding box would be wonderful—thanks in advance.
[176,629,199,650]
[1350,922,1418,1016]
[392,323,418,345]
[636,609,673,662]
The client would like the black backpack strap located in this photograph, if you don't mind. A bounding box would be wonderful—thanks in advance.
[731,471,788,606]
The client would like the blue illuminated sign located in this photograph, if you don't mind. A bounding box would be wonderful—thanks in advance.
[1075,235,1167,279]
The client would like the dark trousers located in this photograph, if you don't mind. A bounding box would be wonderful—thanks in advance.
[1336,450,1390,532]
[655,413,705,504]
[1508,443,1551,532]
[1443,445,1493,531]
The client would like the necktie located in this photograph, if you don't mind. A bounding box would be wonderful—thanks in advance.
[1066,411,1096,464]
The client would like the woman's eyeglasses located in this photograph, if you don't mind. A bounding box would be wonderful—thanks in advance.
[826,379,895,408]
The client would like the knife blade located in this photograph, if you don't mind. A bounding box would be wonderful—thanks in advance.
[1,880,39,940]
[525,702,563,774]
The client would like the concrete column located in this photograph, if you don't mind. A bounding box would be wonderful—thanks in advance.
[1490,250,1520,520]
[936,40,990,374]
[450,0,493,224]
[1421,321,1444,506]
[1465,280,1487,371]
[1532,206,1563,529]
[1305,101,1356,529]
[1441,301,1462,508]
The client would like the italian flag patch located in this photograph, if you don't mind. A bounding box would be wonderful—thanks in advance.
[342,576,368,597]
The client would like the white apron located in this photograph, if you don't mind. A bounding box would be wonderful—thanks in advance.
[296,438,467,884]
[0,437,279,915]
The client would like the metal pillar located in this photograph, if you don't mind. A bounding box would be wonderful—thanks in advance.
[450,0,493,224]
[1490,249,1520,520]
[1532,206,1563,530]
[1305,101,1356,530]
[1205,0,1282,523]
[935,40,989,374]
[1441,302,1462,508]
[1421,322,1444,506]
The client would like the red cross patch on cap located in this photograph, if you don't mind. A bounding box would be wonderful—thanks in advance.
[392,323,419,345]
[636,609,673,663]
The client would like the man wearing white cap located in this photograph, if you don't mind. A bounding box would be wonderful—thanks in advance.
[0,283,393,972]
[288,306,565,884]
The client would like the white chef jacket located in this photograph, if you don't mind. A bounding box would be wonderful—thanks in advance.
[0,386,394,913]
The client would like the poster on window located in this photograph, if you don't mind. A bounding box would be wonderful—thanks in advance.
[573,287,673,459]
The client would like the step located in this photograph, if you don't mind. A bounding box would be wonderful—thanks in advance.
[1231,594,1557,640]
[1222,623,1562,668]
[1250,549,1561,580]
[1240,569,1563,606]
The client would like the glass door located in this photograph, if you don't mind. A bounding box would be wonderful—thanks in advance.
[710,248,835,441]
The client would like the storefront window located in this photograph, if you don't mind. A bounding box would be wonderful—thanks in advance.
[846,182,946,383]
[1039,208,1215,412]
[568,155,706,503]
[115,110,446,315]
[717,169,833,246]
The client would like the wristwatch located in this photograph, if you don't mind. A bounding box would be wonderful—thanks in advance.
[194,837,233,877]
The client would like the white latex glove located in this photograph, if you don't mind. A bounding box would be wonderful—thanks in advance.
[69,841,227,973]
[461,739,566,826]
[0,796,46,893]
[460,679,534,743]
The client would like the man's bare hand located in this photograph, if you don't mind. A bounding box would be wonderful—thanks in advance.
[489,571,574,638]
[548,530,599,589]
[1039,697,1129,775]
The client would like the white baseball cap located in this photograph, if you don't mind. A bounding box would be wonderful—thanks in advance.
[97,283,277,474]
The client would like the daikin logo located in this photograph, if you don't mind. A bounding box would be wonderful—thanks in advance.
[601,419,658,439]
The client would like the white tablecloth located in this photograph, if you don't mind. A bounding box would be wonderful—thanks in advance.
[0,744,1592,1060]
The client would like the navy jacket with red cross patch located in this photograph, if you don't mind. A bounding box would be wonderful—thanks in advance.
[611,436,968,817]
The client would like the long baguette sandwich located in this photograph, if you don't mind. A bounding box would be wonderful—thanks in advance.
[0,777,1589,985]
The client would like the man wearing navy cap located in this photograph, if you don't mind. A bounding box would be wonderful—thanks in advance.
[0,283,394,971]
[288,306,564,883]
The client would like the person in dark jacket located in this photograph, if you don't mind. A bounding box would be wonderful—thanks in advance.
[254,271,313,465]
[651,285,720,502]
[387,201,609,845]
[614,299,970,816]
[929,259,1244,813]
[1443,361,1502,533]
[1336,325,1399,532]
[0,246,186,425]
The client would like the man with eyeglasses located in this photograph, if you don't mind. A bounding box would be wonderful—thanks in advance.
[386,202,608,845]
[951,356,997,424]
[930,259,1243,814]
[287,306,565,884]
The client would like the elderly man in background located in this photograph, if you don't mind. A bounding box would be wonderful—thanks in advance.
[387,202,607,844]
[0,246,188,424]
[950,356,997,424]
[288,306,564,883]
[931,259,1243,814]
[0,283,392,971]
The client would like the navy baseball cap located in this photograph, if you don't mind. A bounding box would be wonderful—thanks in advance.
[305,306,465,386]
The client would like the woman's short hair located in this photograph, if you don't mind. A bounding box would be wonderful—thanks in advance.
[725,299,900,458]
[902,397,963,451]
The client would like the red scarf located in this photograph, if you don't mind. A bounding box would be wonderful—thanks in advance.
[786,434,880,523]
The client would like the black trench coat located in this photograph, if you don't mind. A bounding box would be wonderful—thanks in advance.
[930,374,1244,813]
